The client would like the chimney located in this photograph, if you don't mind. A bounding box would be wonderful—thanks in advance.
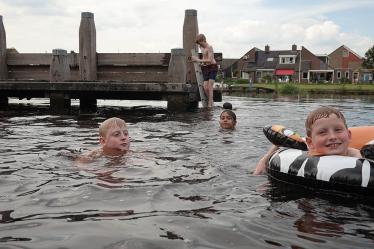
[292,44,297,51]
[265,44,270,53]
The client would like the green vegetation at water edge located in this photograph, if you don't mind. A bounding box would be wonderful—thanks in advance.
[224,80,374,94]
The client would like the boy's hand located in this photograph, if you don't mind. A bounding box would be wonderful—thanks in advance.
[190,56,199,62]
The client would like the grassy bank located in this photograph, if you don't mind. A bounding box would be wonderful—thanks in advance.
[224,80,374,95]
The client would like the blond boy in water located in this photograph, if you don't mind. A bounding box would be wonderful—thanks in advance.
[253,106,361,175]
[78,117,130,163]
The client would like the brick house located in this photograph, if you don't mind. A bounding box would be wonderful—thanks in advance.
[237,45,332,83]
[328,45,363,83]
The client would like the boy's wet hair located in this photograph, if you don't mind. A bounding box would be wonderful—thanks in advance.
[223,102,232,110]
[220,110,236,121]
[99,117,127,137]
[305,106,347,136]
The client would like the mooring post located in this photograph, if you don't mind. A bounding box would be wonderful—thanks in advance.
[50,49,71,82]
[167,48,196,111]
[183,9,198,84]
[79,12,97,112]
[0,15,8,108]
[168,48,187,83]
[0,15,7,80]
[49,49,71,113]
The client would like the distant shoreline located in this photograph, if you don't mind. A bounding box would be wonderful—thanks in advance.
[221,83,374,95]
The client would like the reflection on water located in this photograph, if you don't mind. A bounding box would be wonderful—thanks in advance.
[1,96,374,248]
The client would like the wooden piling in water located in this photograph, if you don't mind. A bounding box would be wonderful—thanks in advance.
[183,9,198,84]
[50,49,71,82]
[0,15,7,80]
[79,12,97,81]
[168,48,186,83]
[167,48,195,111]
[79,12,97,113]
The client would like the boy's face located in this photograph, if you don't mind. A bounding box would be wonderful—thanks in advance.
[219,112,236,130]
[306,114,351,156]
[100,125,130,154]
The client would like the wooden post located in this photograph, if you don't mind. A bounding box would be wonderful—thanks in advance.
[50,49,71,82]
[168,48,186,83]
[0,15,7,80]
[167,48,197,111]
[50,92,71,114]
[183,9,198,84]
[79,12,97,81]
[79,12,97,113]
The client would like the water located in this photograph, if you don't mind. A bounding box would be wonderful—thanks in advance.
[1,95,374,249]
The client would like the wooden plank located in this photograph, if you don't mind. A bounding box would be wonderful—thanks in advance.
[98,71,167,82]
[191,49,208,107]
[97,53,170,66]
[6,53,51,65]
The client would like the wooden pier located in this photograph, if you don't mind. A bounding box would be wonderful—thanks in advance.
[0,10,222,113]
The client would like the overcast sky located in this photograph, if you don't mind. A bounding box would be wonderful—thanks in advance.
[0,0,373,58]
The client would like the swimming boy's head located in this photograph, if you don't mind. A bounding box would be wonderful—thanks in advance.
[99,117,130,155]
[305,106,350,156]
[305,106,347,137]
[219,110,236,130]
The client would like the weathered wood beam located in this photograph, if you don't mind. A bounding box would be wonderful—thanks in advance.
[183,9,198,84]
[50,49,71,82]
[79,12,97,81]
[0,15,7,80]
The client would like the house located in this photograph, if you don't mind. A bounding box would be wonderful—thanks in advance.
[221,58,238,79]
[328,45,363,83]
[237,45,332,83]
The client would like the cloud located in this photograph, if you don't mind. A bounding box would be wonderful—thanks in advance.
[0,0,372,57]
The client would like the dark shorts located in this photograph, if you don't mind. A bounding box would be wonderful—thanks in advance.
[202,64,218,81]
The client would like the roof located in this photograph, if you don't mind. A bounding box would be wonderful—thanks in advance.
[221,58,238,70]
[245,49,299,71]
[329,45,363,59]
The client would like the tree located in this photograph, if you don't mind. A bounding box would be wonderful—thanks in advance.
[363,45,374,69]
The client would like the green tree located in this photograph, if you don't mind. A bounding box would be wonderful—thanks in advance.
[363,45,374,69]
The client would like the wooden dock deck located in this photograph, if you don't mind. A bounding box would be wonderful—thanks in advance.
[0,10,222,113]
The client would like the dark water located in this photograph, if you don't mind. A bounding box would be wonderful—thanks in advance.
[1,95,374,249]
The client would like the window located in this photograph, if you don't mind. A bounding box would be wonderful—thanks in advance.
[302,72,308,79]
[256,71,262,79]
[279,55,296,64]
[267,58,273,62]
[345,71,349,79]
[337,71,341,79]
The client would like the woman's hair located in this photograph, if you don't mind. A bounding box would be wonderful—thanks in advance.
[305,106,347,136]
[220,110,236,121]
[99,117,127,137]
[195,34,206,44]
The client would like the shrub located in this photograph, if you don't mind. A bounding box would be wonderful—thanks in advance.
[261,74,273,83]
[280,83,299,95]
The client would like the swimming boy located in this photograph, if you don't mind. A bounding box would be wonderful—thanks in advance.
[191,33,218,108]
[253,106,361,175]
[220,110,237,130]
[78,117,130,163]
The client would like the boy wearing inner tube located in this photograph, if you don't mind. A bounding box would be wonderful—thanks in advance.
[253,106,361,175]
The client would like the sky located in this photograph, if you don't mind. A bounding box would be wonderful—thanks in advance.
[0,0,373,58]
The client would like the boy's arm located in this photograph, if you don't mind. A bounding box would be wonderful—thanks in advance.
[253,145,279,175]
